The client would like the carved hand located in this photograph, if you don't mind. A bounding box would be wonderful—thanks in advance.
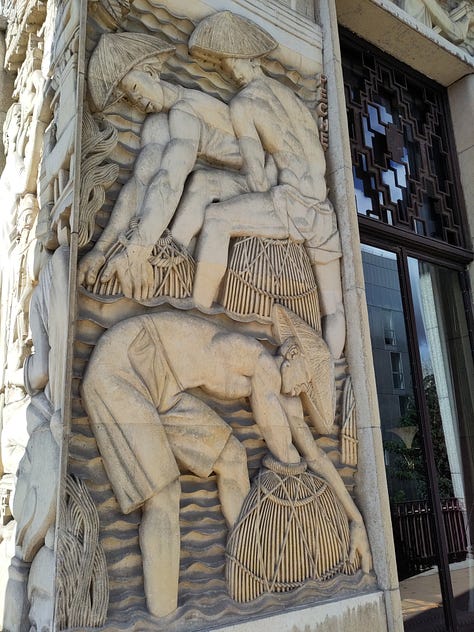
[349,519,372,574]
[78,249,106,287]
[246,170,270,193]
[101,244,155,300]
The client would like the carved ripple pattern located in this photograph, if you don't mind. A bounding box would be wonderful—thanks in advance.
[125,1,319,105]
[69,311,363,629]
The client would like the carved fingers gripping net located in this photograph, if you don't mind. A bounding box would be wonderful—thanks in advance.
[87,226,195,299]
[221,236,320,330]
[225,456,359,602]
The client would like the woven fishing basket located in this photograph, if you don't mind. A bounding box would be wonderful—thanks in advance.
[226,455,359,602]
[87,227,195,299]
[221,236,320,330]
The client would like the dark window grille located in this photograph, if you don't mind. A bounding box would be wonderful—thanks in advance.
[340,31,467,249]
[392,498,467,580]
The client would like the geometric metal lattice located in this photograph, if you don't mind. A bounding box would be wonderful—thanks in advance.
[341,32,466,248]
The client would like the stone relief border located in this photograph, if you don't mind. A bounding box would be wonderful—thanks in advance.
[71,3,376,629]
[0,1,381,630]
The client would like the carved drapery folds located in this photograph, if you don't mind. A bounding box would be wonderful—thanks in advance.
[71,6,374,629]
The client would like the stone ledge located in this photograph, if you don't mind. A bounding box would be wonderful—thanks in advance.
[336,0,474,86]
[208,591,388,632]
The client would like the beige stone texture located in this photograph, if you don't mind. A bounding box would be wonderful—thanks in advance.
[319,0,403,630]
[7,0,471,630]
[448,75,474,293]
[336,0,474,85]
[209,591,388,631]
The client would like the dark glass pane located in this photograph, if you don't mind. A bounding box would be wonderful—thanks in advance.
[408,259,474,629]
[341,31,465,247]
[362,245,447,630]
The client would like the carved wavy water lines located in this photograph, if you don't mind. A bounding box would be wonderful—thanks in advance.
[69,312,359,626]
[71,321,146,615]
[126,3,318,104]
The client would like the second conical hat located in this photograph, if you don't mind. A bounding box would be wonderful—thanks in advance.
[272,304,336,434]
[88,32,175,111]
[189,11,277,62]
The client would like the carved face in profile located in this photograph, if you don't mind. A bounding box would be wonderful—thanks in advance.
[279,337,312,397]
[221,57,258,87]
[118,62,164,113]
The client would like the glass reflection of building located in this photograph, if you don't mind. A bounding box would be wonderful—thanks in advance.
[342,30,474,632]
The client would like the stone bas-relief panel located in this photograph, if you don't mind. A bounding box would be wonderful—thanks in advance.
[71,4,375,631]
[0,0,87,630]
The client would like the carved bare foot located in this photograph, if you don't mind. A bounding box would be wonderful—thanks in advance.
[349,520,372,573]
[101,244,155,300]
[78,249,106,287]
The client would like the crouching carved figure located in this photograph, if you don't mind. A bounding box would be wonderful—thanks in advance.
[81,306,372,618]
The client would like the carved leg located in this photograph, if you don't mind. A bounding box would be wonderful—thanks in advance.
[140,479,181,618]
[193,192,285,308]
[213,436,250,528]
[171,170,248,250]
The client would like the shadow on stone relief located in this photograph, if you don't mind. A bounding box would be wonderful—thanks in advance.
[71,4,375,630]
[0,0,94,629]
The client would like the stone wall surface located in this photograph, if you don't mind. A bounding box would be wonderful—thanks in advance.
[1,1,470,631]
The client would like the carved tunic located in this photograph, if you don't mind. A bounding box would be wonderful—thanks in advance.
[82,314,233,514]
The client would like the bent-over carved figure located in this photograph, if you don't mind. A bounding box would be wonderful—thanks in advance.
[81,307,371,618]
[80,32,242,299]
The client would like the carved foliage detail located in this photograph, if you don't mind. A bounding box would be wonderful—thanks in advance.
[79,110,119,248]
[57,475,109,630]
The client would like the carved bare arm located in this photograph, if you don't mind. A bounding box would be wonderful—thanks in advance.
[99,106,200,299]
[78,141,166,287]
[282,395,372,572]
[230,97,270,193]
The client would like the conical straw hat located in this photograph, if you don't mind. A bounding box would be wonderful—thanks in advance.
[272,304,335,433]
[88,32,175,111]
[189,11,277,62]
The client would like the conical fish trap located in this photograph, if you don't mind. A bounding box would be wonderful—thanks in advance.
[87,227,195,299]
[226,456,359,602]
[220,236,320,330]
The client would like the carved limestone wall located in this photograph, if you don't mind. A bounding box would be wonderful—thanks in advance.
[68,3,375,631]
[392,0,474,55]
[0,1,403,631]
[0,0,86,630]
